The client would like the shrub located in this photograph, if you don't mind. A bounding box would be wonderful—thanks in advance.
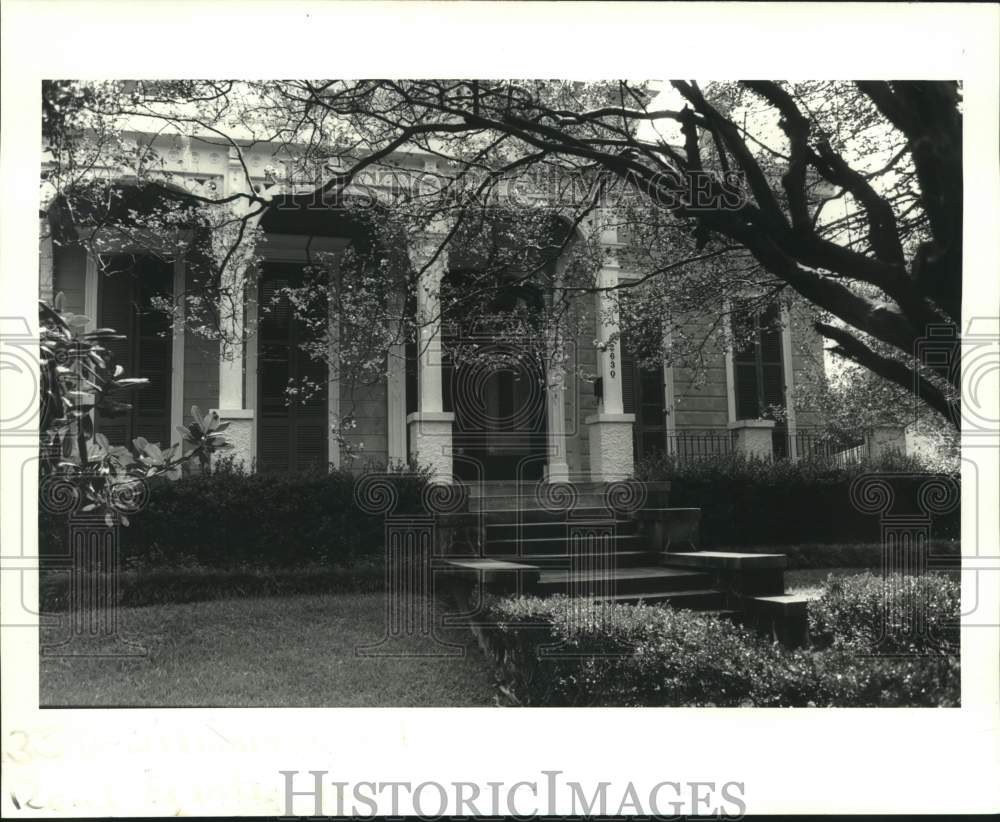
[634,452,959,546]
[734,541,960,570]
[39,463,432,570]
[483,594,959,707]
[808,571,960,655]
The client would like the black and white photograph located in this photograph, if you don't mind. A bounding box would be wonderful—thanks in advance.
[2,1,998,817]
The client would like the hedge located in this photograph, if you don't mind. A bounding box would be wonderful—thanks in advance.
[808,571,960,656]
[39,464,430,570]
[634,452,960,547]
[733,540,960,570]
[482,572,960,707]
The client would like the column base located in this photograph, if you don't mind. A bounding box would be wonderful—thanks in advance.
[543,462,571,483]
[584,412,635,481]
[211,409,254,471]
[406,411,455,481]
[728,419,775,460]
[866,425,907,461]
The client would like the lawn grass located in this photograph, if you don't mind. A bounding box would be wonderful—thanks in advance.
[40,593,496,707]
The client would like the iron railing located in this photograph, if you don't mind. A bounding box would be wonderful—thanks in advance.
[663,431,734,463]
[788,429,867,465]
[655,429,868,467]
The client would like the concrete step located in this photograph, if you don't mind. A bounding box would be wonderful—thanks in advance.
[466,481,610,498]
[469,494,613,512]
[537,566,714,596]
[662,551,787,570]
[473,507,636,524]
[485,534,648,555]
[486,518,638,541]
[481,548,659,568]
[661,551,787,597]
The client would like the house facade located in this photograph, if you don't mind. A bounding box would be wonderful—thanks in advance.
[40,132,905,484]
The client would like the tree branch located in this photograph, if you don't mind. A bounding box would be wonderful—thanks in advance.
[815,321,957,426]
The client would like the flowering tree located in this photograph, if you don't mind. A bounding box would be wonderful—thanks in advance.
[40,80,963,432]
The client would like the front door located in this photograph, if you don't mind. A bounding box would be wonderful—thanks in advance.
[444,279,548,483]
[257,261,329,473]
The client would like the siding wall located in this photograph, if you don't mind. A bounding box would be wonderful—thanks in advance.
[672,317,731,431]
[787,302,826,429]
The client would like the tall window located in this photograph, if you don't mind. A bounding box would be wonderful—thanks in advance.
[257,261,330,474]
[96,254,173,449]
[731,303,786,420]
[621,340,667,462]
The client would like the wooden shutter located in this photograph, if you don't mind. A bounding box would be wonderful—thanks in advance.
[734,360,761,419]
[620,343,636,415]
[133,256,173,445]
[621,338,666,461]
[732,307,760,419]
[759,305,785,412]
[95,257,135,449]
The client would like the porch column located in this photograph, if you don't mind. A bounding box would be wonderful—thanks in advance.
[866,425,907,461]
[211,151,261,469]
[729,419,776,460]
[405,239,454,481]
[585,242,635,481]
[213,260,255,469]
[386,302,407,466]
[780,305,799,460]
[544,325,571,483]
[39,217,54,304]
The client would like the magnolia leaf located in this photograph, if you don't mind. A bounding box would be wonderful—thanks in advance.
[144,442,165,461]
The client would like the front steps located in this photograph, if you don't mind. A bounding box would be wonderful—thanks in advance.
[440,480,809,645]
